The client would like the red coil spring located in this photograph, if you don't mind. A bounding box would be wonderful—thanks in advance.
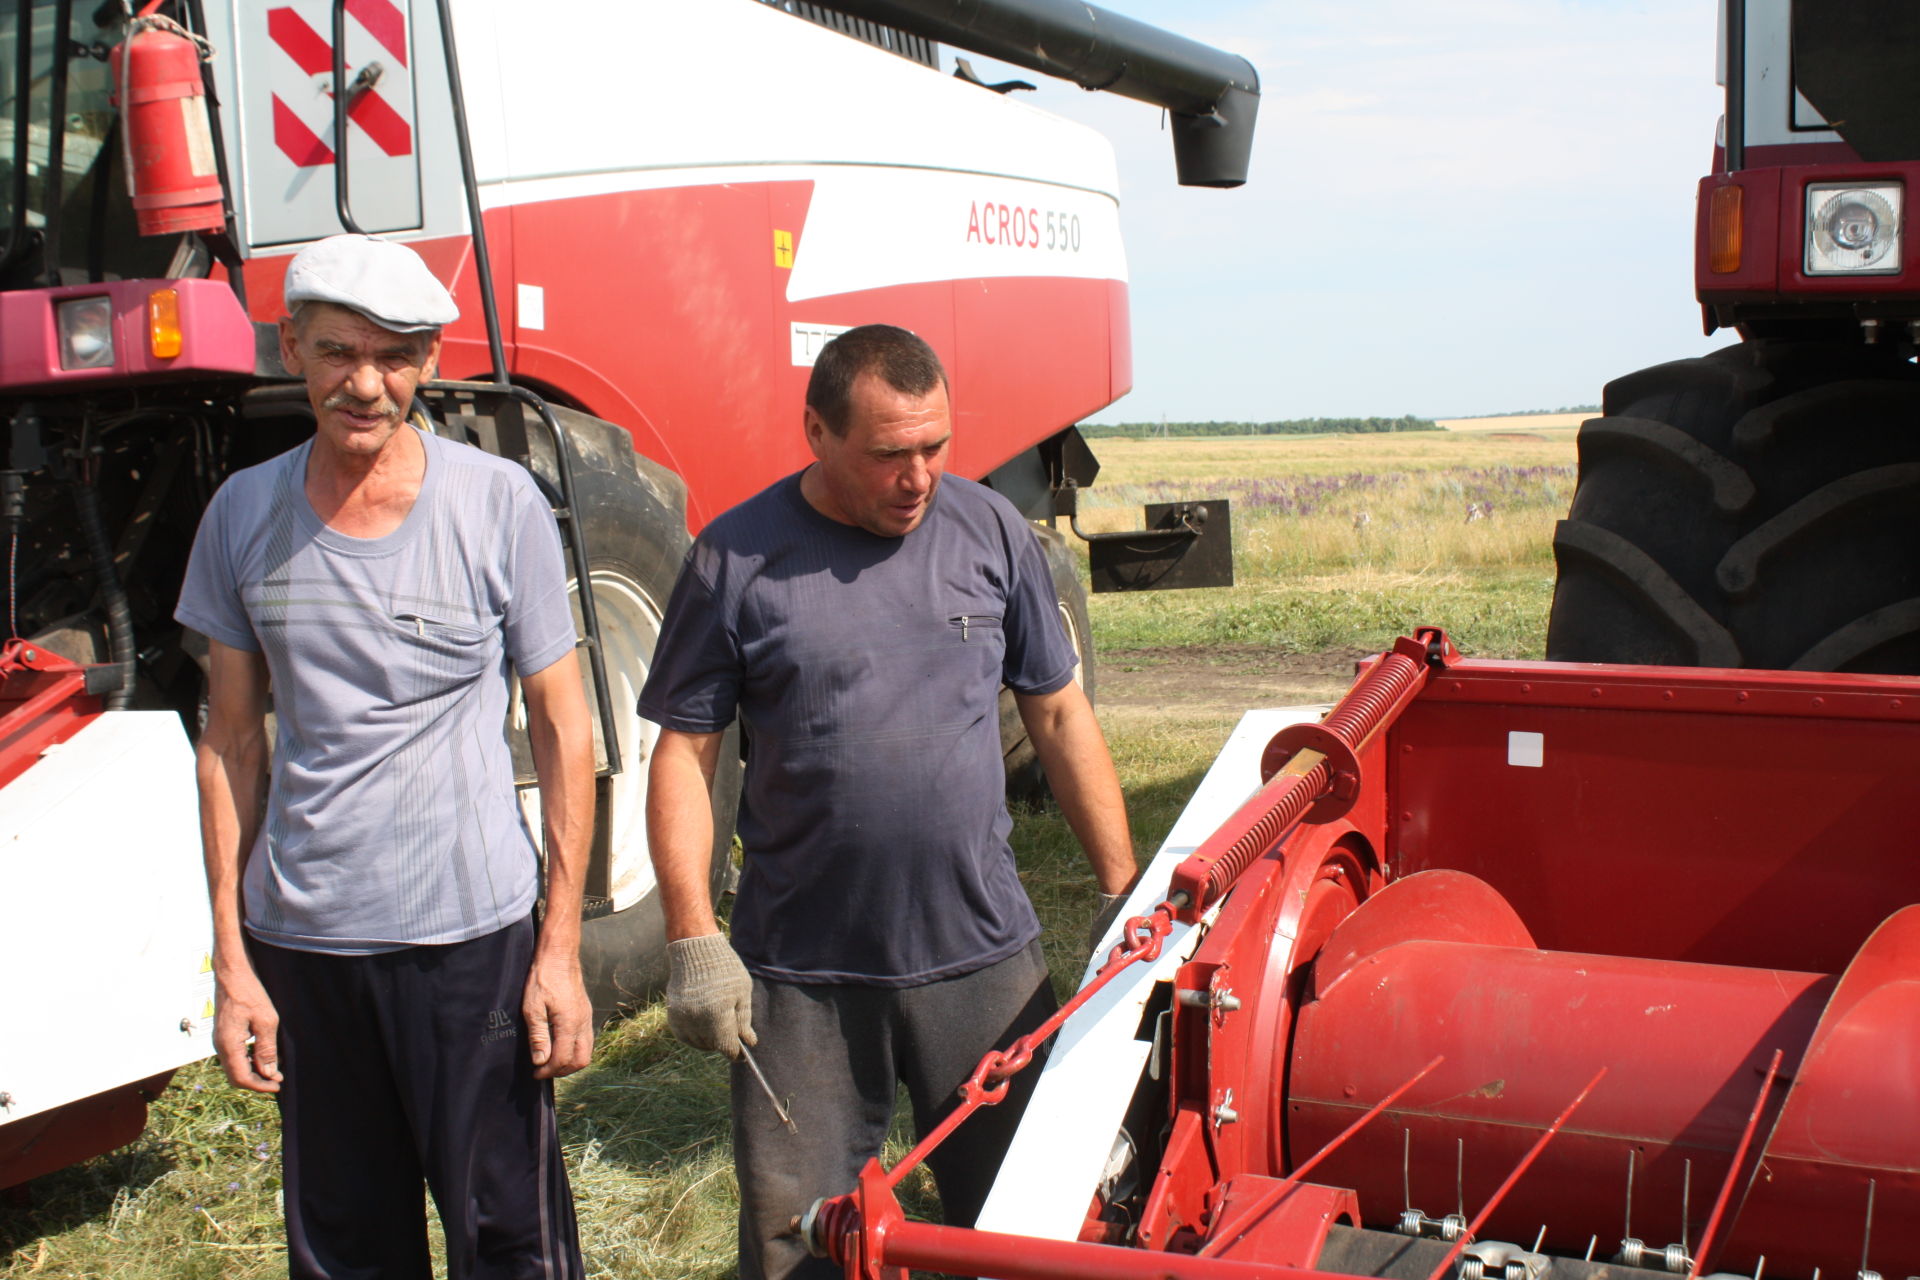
[1200,760,1332,902]
[1323,649,1422,743]
[1193,644,1429,908]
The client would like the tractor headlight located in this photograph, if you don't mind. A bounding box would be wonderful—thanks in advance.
[1805,184,1902,275]
[56,296,116,370]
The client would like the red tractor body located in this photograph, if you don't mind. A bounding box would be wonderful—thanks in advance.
[1696,3,1920,336]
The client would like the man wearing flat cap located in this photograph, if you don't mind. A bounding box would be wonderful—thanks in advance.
[178,233,594,1277]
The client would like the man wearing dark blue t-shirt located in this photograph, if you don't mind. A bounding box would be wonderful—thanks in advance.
[640,324,1137,1280]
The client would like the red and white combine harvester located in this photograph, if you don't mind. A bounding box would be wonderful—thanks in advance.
[0,0,1252,1187]
[793,1,1920,1275]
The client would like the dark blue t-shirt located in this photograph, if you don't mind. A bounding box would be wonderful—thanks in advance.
[639,472,1076,986]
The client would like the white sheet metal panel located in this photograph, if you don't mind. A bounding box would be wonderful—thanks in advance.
[228,0,425,246]
[1726,0,1842,149]
[483,0,1120,199]
[473,1,1127,301]
[784,166,1124,301]
[0,713,214,1125]
[976,706,1332,1243]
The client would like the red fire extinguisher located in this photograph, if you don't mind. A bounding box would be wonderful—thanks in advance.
[110,13,227,237]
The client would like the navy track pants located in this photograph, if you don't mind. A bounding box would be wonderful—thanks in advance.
[249,915,583,1280]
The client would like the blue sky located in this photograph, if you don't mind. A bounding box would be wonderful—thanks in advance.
[967,0,1735,422]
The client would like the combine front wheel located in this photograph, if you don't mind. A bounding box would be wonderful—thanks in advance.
[1002,523,1097,802]
[517,408,740,1021]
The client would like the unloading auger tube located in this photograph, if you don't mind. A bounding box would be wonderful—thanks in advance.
[797,628,1453,1276]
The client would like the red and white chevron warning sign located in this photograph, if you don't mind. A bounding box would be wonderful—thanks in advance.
[266,0,413,168]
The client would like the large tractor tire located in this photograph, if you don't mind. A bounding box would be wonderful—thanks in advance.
[1547,340,1920,673]
[520,408,740,1022]
[1002,523,1097,803]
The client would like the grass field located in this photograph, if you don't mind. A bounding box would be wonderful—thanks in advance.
[1080,429,1575,660]
[1,429,1576,1279]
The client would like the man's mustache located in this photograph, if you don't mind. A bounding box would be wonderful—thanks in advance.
[323,391,401,419]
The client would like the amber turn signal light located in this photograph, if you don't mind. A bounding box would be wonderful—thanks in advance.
[148,288,182,359]
[1708,184,1743,275]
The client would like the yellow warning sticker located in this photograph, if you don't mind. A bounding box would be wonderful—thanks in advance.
[203,998,215,1019]
[200,952,213,973]
[774,229,794,269]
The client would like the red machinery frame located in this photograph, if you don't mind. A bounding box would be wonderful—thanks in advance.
[807,629,1920,1278]
[0,638,104,789]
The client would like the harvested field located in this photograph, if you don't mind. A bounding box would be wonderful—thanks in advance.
[1435,411,1592,431]
[1080,428,1577,662]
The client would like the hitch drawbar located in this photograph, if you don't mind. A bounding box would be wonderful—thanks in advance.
[1059,478,1235,594]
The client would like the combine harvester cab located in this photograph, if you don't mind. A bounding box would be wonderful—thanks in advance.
[806,631,1920,1278]
[0,0,1255,1186]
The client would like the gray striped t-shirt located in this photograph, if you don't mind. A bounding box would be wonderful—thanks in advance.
[176,427,577,954]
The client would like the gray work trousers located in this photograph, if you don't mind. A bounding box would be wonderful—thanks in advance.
[732,939,1057,1280]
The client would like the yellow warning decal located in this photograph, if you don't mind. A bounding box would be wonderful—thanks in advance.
[200,953,213,973]
[774,229,794,269]
[203,998,215,1019]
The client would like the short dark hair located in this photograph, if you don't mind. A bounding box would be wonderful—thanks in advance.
[806,324,947,436]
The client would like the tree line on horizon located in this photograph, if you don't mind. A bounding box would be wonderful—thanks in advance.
[1460,404,1601,417]
[1080,415,1439,439]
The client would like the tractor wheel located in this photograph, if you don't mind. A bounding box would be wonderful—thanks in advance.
[1547,339,1920,673]
[1002,523,1098,803]
[518,408,740,1022]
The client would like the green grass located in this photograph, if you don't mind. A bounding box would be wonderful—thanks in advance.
[1084,428,1575,486]
[1092,567,1555,659]
[2,1064,288,1278]
[4,430,1564,1278]
[1080,429,1575,660]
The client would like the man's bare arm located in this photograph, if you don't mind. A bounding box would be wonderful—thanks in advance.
[519,650,597,1079]
[195,638,279,1092]
[1015,682,1138,896]
[647,727,726,940]
[646,726,755,1057]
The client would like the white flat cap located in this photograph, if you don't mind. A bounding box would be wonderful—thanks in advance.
[284,233,458,333]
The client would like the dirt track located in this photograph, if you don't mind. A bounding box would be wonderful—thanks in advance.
[1095,645,1366,724]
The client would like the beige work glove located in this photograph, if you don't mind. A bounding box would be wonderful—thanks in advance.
[1088,891,1131,956]
[665,933,757,1060]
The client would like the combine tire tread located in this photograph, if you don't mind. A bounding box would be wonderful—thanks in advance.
[1549,340,1920,674]
[1579,417,1756,515]
[1716,463,1920,597]
[1794,598,1920,671]
[1732,379,1920,453]
[1551,519,1742,668]
[1002,524,1096,804]
[523,407,741,1021]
